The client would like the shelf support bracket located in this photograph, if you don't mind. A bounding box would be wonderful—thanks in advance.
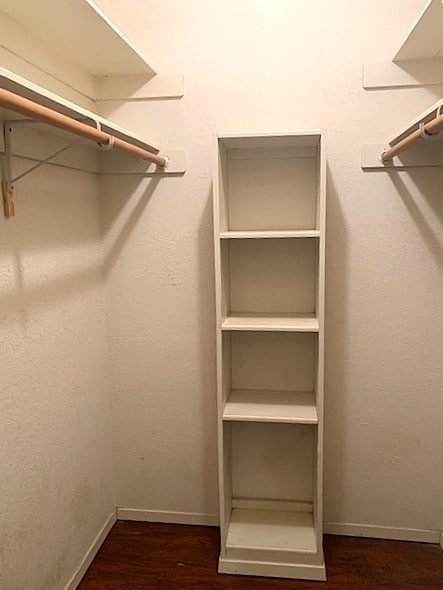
[2,124,14,218]
[1,123,79,218]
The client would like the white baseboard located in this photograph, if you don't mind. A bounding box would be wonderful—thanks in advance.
[64,510,117,590]
[324,522,440,544]
[116,510,441,545]
[117,508,218,527]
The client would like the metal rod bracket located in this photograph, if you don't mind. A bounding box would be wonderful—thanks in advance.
[1,123,80,218]
[2,124,14,218]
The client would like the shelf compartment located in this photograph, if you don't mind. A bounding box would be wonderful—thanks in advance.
[222,238,319,317]
[216,132,321,232]
[231,422,315,502]
[222,313,318,332]
[228,331,317,394]
[226,508,317,555]
[220,230,320,239]
[223,390,317,424]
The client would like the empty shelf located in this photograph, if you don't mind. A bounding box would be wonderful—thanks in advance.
[223,390,318,424]
[226,508,317,553]
[0,0,154,76]
[222,313,319,332]
[220,230,320,239]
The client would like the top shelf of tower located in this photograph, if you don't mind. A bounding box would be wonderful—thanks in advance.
[215,131,324,235]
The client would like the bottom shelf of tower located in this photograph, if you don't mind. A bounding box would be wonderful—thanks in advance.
[219,505,326,581]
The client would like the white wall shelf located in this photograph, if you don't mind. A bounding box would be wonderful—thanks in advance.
[0,67,186,217]
[223,390,318,424]
[394,0,443,62]
[0,66,184,170]
[220,230,320,239]
[0,67,157,152]
[363,1,443,89]
[0,1,183,103]
[0,0,155,77]
[221,313,319,332]
[213,131,326,581]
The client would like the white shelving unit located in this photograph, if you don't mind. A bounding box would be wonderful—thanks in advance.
[213,131,326,581]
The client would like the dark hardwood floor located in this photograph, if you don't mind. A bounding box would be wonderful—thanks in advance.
[79,521,443,590]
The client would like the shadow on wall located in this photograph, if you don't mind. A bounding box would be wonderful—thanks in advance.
[0,170,104,332]
[0,171,175,332]
[101,175,161,277]
[323,165,349,523]
[387,169,443,274]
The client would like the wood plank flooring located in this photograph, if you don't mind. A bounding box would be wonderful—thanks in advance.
[79,521,443,590]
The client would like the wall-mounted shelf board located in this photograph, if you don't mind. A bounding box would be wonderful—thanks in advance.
[362,58,443,90]
[223,390,318,424]
[0,66,186,177]
[363,2,443,89]
[220,230,320,239]
[390,97,443,145]
[0,0,154,76]
[221,313,319,332]
[0,67,157,151]
[394,0,443,61]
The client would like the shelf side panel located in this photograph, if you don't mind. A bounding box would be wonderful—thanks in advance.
[214,135,231,549]
[314,133,326,552]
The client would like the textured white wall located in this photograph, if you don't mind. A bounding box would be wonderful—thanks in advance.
[0,164,115,589]
[98,0,443,534]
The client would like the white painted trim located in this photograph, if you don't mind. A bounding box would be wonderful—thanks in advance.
[363,59,443,89]
[324,522,441,544]
[117,508,219,527]
[219,557,326,581]
[64,510,117,590]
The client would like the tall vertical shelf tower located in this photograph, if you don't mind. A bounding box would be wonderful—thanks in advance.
[213,131,326,581]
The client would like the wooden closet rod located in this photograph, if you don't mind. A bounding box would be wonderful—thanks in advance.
[0,87,167,167]
[381,112,443,163]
